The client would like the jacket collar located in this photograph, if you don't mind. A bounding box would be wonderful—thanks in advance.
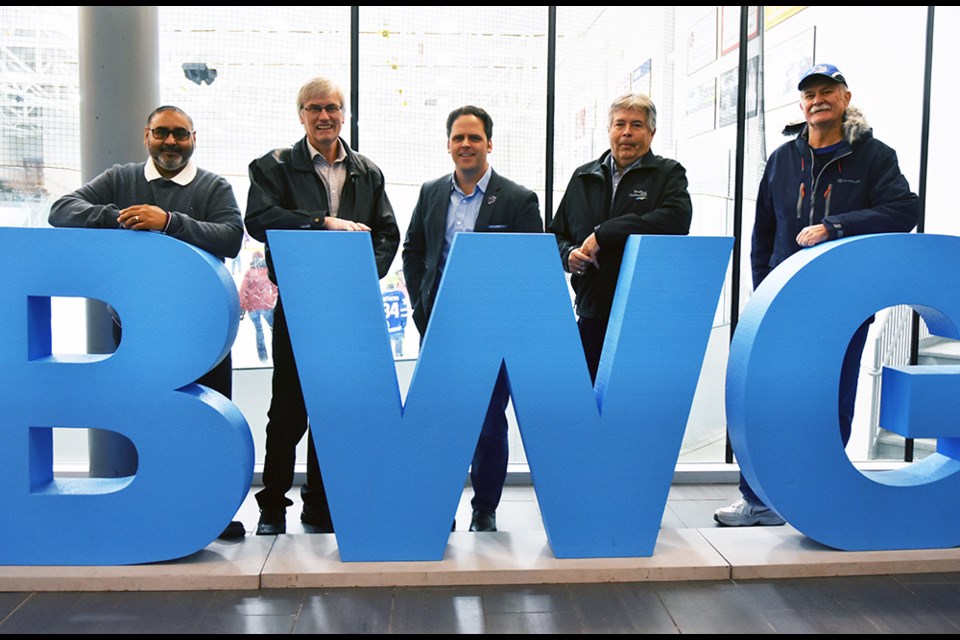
[291,136,365,176]
[580,149,657,179]
[787,106,873,150]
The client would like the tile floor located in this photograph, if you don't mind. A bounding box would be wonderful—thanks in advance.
[4,483,960,633]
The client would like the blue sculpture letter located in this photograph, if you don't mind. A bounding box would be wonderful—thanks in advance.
[727,233,960,550]
[0,229,254,565]
[269,231,731,561]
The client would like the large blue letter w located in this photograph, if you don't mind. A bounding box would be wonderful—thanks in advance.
[269,232,731,561]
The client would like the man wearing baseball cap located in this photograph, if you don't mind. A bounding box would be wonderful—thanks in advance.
[715,64,920,527]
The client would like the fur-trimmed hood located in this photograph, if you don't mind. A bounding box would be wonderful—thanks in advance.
[781,106,870,145]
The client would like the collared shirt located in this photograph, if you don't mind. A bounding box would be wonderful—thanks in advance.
[144,157,197,185]
[442,165,492,265]
[308,140,348,217]
[606,153,644,207]
[144,157,198,233]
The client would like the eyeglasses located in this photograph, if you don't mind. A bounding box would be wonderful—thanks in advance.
[149,127,194,141]
[302,104,343,114]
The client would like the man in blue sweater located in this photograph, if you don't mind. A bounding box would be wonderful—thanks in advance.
[49,105,246,539]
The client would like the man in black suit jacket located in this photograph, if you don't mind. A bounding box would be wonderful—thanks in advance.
[402,105,542,532]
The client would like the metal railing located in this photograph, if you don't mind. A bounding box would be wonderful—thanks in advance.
[866,305,930,458]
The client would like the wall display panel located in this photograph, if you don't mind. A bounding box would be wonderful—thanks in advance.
[763,27,815,111]
[687,8,718,75]
[765,5,808,31]
[721,5,759,55]
[718,55,758,128]
[686,78,716,136]
[631,59,653,97]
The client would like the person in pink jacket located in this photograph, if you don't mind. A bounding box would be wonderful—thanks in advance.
[239,250,278,362]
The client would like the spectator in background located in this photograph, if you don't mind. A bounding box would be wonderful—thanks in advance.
[239,250,278,362]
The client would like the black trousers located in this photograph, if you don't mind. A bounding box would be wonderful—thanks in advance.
[577,316,608,383]
[254,299,331,525]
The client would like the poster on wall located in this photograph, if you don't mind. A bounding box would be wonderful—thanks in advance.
[575,101,596,161]
[687,8,717,75]
[764,27,815,110]
[718,55,758,128]
[686,78,716,136]
[721,6,759,55]
[631,59,652,97]
[765,6,808,31]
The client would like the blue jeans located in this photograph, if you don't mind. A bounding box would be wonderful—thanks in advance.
[247,308,274,362]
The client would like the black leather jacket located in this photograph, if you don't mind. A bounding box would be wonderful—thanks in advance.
[245,136,400,282]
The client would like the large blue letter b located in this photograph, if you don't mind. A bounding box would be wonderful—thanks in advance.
[0,228,254,565]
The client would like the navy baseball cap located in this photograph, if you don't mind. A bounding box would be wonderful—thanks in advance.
[797,63,848,90]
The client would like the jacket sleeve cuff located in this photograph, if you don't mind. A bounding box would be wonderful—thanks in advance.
[593,223,606,246]
[822,218,843,239]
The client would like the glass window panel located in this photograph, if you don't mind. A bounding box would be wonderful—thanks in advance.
[159,7,351,369]
[556,6,736,463]
[358,6,549,361]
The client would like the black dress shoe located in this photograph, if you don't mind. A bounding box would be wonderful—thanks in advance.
[301,505,334,533]
[469,510,497,532]
[256,509,286,535]
[218,520,246,540]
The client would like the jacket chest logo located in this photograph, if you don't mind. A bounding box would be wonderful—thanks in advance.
[629,189,648,200]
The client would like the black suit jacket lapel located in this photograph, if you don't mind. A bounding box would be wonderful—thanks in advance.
[427,176,451,250]
[475,171,500,231]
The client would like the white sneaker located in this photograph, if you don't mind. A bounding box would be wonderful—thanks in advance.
[714,498,785,527]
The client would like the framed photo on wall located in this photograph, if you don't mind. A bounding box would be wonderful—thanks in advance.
[764,26,816,110]
[632,58,652,97]
[686,78,716,136]
[721,6,759,56]
[718,55,758,128]
[687,8,717,74]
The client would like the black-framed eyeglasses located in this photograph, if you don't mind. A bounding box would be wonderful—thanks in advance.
[149,127,194,141]
[302,104,343,114]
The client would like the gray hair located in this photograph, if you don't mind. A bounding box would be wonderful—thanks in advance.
[296,77,346,114]
[608,93,657,131]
